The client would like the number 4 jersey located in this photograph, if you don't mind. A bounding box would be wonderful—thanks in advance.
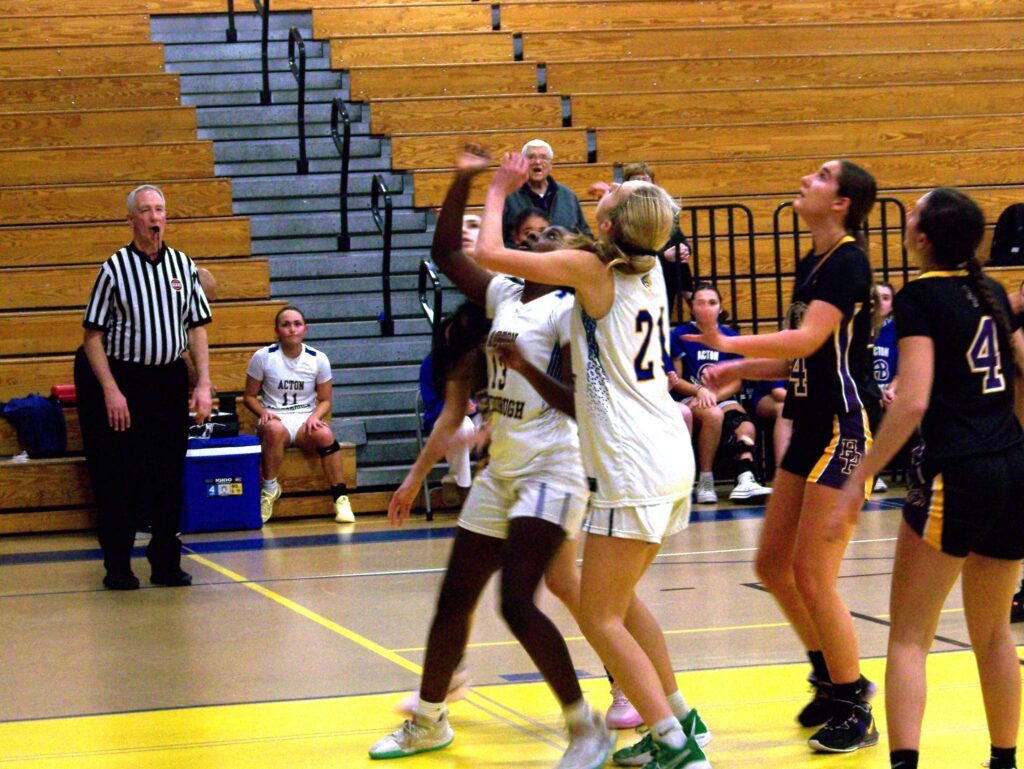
[895,271,1023,461]
[570,266,693,508]
[246,343,332,412]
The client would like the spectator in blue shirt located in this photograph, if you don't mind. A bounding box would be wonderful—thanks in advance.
[668,283,772,504]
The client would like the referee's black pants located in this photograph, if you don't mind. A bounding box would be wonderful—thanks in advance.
[74,348,189,577]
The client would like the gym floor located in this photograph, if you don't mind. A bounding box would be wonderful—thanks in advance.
[1,490,1019,768]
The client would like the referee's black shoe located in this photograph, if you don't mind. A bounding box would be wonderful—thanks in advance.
[150,569,192,587]
[103,571,140,590]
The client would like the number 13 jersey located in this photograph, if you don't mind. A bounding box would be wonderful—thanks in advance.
[485,277,585,487]
[570,266,693,508]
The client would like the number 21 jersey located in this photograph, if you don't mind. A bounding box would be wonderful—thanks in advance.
[570,266,693,507]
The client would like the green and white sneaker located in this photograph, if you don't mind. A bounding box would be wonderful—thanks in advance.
[640,734,712,769]
[613,710,711,766]
[681,708,712,748]
[368,713,454,760]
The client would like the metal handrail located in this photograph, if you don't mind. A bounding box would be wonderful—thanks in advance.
[372,174,395,337]
[680,204,759,332]
[773,196,909,319]
[225,0,238,42]
[330,98,352,251]
[253,0,271,105]
[288,27,308,174]
[418,260,444,347]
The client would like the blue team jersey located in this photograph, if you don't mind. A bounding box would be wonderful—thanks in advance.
[669,322,743,384]
[872,317,898,387]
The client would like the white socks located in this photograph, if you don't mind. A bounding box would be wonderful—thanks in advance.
[262,478,279,493]
[562,698,591,727]
[652,715,685,749]
[415,698,445,723]
[667,690,690,720]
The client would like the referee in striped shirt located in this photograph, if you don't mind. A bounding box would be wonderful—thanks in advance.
[75,184,213,591]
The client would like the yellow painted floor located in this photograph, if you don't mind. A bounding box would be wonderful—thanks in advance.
[0,653,1007,769]
[2,498,1021,768]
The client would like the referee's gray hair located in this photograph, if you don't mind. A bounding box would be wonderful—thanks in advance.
[127,184,166,213]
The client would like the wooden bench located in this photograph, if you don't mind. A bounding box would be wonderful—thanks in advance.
[0,179,234,226]
[327,18,1024,68]
[594,114,1024,165]
[371,92,562,135]
[0,347,258,402]
[0,0,239,13]
[331,32,514,68]
[378,80,1024,138]
[0,106,198,149]
[347,48,1024,101]
[392,127,587,170]
[0,42,165,79]
[520,19,1024,61]
[314,3,493,37]
[0,73,180,113]
[0,142,215,187]
[0,258,270,311]
[0,446,357,535]
[391,114,1024,171]
[571,81,1024,128]
[545,49,1024,94]
[349,61,537,100]
[0,217,251,268]
[315,0,1023,38]
[0,300,288,357]
[410,149,1024,208]
[0,13,152,47]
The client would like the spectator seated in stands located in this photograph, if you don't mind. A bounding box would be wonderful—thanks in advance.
[589,161,693,316]
[871,281,899,492]
[501,139,591,246]
[667,283,773,504]
[243,306,353,525]
[745,379,790,470]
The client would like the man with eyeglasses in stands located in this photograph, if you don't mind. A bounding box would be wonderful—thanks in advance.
[501,139,592,247]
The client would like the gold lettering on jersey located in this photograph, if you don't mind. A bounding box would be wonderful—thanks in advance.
[277,380,306,390]
[491,396,526,420]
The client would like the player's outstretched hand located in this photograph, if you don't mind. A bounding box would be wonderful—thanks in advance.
[491,152,529,195]
[456,143,491,176]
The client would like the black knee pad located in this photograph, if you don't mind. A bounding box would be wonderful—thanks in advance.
[722,408,752,437]
[317,440,341,458]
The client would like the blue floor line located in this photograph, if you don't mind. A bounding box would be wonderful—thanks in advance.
[0,498,901,567]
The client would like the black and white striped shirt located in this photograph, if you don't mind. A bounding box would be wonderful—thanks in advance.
[83,243,213,366]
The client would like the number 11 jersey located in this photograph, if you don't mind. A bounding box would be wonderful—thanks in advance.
[246,343,331,412]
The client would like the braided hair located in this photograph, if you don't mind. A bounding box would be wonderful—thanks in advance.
[917,187,1024,378]
[431,300,490,394]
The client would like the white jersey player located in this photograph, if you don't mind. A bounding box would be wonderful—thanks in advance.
[243,307,353,524]
[476,153,711,769]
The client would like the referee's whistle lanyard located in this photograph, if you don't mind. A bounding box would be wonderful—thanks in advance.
[795,234,855,293]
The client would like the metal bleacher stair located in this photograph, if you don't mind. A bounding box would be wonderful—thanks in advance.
[153,10,453,493]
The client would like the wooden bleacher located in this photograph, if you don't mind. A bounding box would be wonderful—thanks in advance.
[0,5,364,534]
[0,107,200,149]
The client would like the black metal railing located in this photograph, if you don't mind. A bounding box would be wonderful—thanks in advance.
[253,0,271,105]
[679,204,760,332]
[288,26,308,174]
[330,98,352,251]
[418,260,444,347]
[372,174,395,337]
[773,196,909,315]
[225,0,238,42]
